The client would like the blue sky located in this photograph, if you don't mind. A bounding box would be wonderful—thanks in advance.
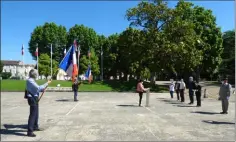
[1,1,234,64]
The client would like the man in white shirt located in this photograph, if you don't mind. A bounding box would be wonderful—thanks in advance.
[179,79,186,102]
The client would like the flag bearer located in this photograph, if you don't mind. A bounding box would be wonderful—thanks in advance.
[25,69,51,137]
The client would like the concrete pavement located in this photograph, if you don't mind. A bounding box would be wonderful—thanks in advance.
[1,92,235,141]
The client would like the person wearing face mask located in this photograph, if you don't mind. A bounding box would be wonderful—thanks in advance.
[219,78,232,114]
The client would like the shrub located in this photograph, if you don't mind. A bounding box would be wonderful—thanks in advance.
[1,72,12,79]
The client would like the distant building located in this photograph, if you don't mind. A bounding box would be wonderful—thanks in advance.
[1,60,35,79]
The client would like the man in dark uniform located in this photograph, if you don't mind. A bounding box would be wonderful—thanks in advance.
[195,83,202,107]
[188,76,197,105]
[25,69,51,137]
[175,80,180,101]
[72,77,81,101]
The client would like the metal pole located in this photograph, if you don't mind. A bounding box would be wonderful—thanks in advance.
[36,43,39,79]
[101,46,103,81]
[145,88,150,107]
[51,44,52,78]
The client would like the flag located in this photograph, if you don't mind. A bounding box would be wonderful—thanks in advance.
[64,48,66,56]
[85,65,92,83]
[21,44,24,55]
[59,45,78,81]
[35,47,38,56]
[88,48,91,58]
[73,39,77,51]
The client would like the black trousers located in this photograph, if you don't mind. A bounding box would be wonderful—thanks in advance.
[176,90,180,100]
[180,89,185,102]
[189,91,194,104]
[139,92,143,106]
[196,91,201,106]
[221,99,229,113]
[27,97,39,133]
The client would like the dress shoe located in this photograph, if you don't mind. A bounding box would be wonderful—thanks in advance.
[27,132,36,137]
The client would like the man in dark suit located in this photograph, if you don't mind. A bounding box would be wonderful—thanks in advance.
[72,77,81,101]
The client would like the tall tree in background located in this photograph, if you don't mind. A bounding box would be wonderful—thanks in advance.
[219,30,235,83]
[0,61,3,74]
[38,53,58,78]
[79,48,100,77]
[29,22,67,63]
[67,24,99,55]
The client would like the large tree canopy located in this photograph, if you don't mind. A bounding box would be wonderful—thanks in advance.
[29,22,67,63]
[27,0,227,82]
[219,30,235,83]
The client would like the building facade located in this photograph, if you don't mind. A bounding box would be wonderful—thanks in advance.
[1,60,35,79]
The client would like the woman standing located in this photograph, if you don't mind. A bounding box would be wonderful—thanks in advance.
[136,79,148,106]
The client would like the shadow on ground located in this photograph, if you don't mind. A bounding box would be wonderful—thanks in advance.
[202,120,235,125]
[174,105,196,107]
[117,105,139,107]
[191,111,219,115]
[55,99,71,102]
[1,124,27,136]
[97,80,168,92]
[3,124,27,129]
[0,129,27,136]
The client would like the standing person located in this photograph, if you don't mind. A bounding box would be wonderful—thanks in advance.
[25,69,51,137]
[219,78,232,114]
[169,81,175,99]
[175,80,180,101]
[136,79,148,106]
[195,83,202,107]
[72,77,81,102]
[188,76,197,105]
[179,79,186,102]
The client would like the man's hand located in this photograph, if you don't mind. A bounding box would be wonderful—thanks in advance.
[47,79,52,84]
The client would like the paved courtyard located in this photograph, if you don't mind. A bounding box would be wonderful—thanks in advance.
[1,92,235,141]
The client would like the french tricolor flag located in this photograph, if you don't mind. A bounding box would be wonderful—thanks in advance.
[85,65,92,83]
[59,45,78,81]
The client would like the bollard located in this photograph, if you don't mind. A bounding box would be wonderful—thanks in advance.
[145,88,150,107]
[203,89,207,98]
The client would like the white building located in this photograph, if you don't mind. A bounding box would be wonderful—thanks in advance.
[1,60,35,79]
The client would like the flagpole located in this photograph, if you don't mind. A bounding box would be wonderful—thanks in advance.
[36,43,39,79]
[50,44,53,78]
[22,44,25,79]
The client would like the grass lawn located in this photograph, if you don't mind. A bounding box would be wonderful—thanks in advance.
[1,80,169,92]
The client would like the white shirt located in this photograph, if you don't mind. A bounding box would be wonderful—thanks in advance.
[179,81,186,89]
[169,83,175,91]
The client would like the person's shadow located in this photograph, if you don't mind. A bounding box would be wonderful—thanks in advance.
[202,120,235,125]
[0,124,27,136]
[191,111,219,115]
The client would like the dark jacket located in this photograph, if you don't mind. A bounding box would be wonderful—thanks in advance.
[72,82,80,91]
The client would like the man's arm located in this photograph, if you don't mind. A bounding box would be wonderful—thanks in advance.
[28,79,48,93]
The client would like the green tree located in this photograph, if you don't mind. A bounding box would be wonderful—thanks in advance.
[219,30,235,83]
[67,24,99,56]
[0,61,3,74]
[102,34,120,79]
[38,53,58,78]
[79,49,100,76]
[29,22,67,63]
[117,28,146,80]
